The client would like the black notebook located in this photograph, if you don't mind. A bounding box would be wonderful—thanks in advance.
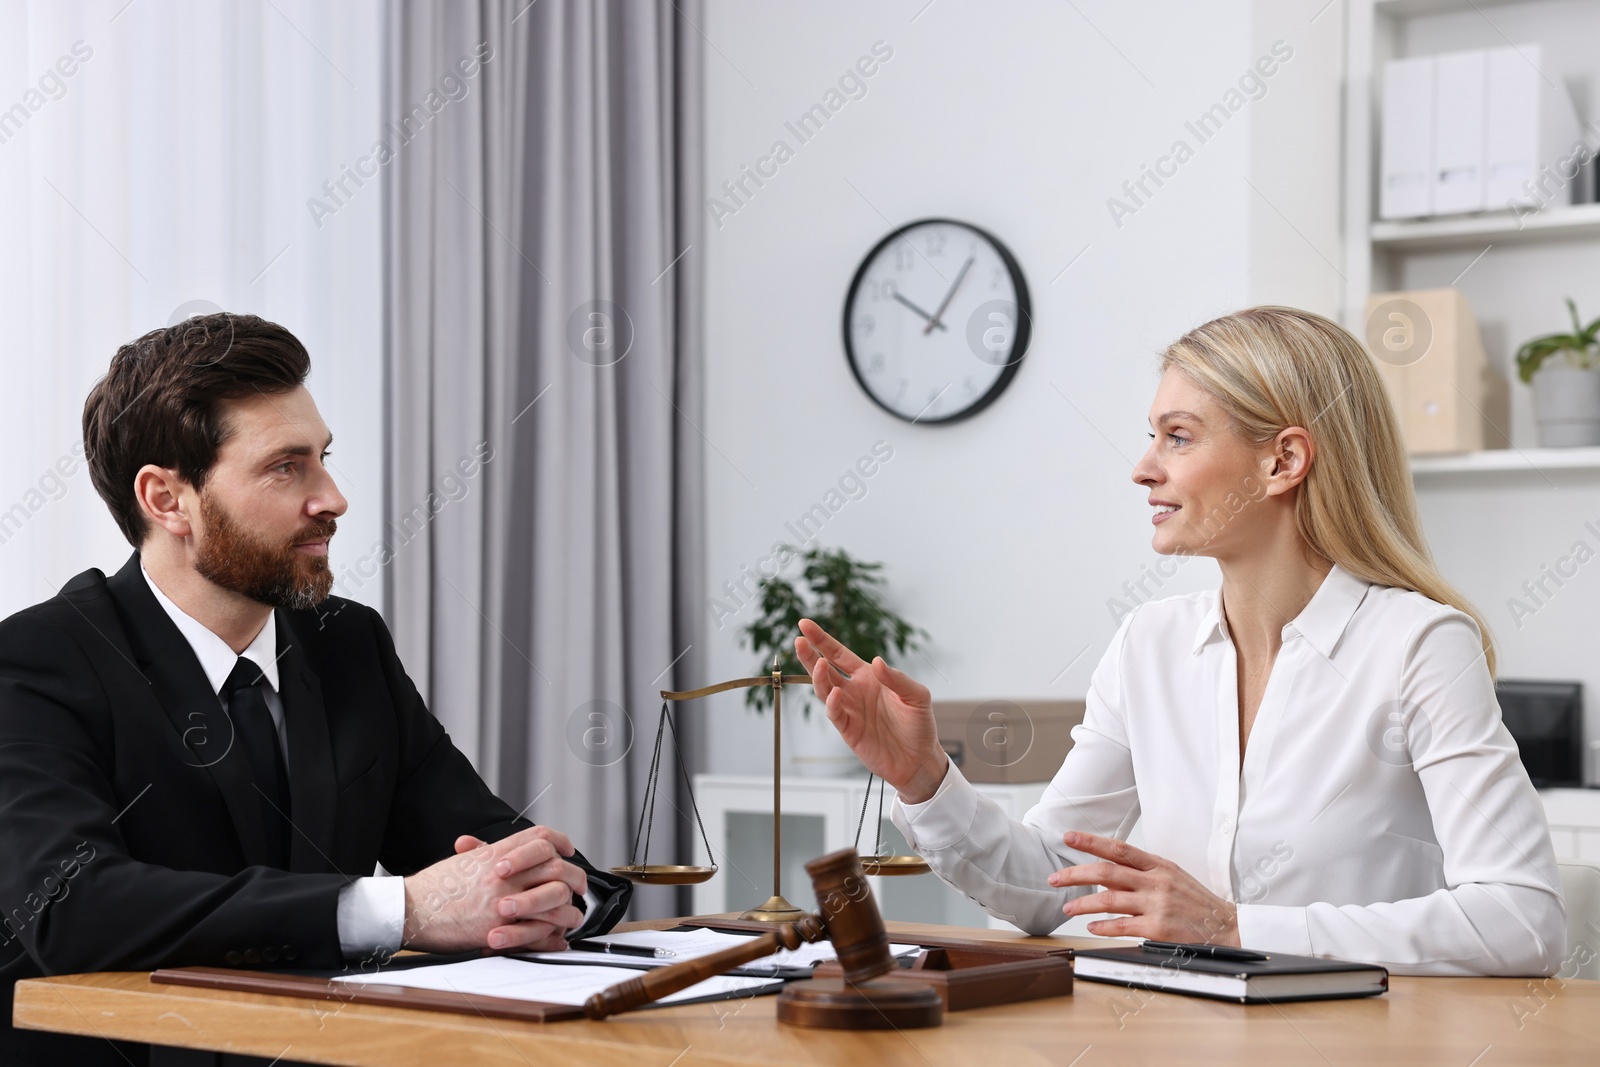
[1073,941,1388,1004]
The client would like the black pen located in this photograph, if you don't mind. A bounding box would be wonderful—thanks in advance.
[1140,939,1269,962]
[570,939,676,959]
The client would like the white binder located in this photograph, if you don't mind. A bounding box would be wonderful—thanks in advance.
[1485,44,1582,211]
[1431,50,1487,215]
[1380,55,1436,219]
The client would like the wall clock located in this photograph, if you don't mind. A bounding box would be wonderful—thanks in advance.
[842,218,1031,424]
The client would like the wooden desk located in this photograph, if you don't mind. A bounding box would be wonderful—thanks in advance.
[15,920,1600,1066]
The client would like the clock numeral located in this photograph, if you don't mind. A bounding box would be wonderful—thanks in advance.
[963,377,978,396]
[894,243,915,271]
[868,279,897,302]
[866,353,885,376]
[855,314,875,338]
[926,230,947,256]
[892,379,908,403]
[991,267,1005,290]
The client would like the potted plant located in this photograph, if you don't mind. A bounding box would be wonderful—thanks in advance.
[740,545,927,777]
[1516,297,1600,447]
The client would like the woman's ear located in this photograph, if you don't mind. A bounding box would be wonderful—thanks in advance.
[1262,426,1315,495]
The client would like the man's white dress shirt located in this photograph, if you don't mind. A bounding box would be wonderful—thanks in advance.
[141,565,405,957]
[893,564,1566,976]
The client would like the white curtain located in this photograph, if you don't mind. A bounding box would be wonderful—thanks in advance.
[0,0,384,618]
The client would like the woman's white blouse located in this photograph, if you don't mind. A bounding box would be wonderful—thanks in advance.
[892,564,1566,976]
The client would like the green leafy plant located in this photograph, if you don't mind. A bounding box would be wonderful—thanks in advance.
[739,545,926,716]
[1515,298,1600,384]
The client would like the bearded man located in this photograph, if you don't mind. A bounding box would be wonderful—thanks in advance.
[0,313,629,1066]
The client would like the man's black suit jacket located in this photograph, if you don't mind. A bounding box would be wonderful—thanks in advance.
[0,552,631,1065]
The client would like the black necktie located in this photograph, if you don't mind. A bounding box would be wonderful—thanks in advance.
[222,656,291,867]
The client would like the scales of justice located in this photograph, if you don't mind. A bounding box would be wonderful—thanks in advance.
[611,655,930,922]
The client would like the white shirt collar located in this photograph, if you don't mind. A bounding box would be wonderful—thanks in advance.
[140,561,281,695]
[1192,562,1371,659]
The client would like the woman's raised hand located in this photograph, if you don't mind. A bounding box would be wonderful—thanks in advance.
[794,618,948,803]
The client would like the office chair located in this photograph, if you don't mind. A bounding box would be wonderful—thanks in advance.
[1557,859,1600,981]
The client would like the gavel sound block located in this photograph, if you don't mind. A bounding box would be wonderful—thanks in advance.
[584,848,944,1030]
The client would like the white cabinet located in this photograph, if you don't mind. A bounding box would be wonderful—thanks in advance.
[1540,788,1600,863]
[689,774,1046,930]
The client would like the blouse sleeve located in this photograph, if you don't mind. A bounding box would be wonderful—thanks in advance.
[891,608,1144,935]
[1237,611,1567,976]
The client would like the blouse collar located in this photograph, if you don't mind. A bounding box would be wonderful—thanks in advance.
[1191,562,1372,659]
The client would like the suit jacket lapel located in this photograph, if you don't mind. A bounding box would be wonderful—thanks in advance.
[276,611,338,873]
[106,552,274,866]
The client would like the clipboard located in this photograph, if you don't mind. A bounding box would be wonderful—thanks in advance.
[151,951,785,1023]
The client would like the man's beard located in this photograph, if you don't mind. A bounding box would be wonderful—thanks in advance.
[193,491,336,611]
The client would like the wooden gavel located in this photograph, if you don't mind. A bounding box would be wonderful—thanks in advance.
[584,848,943,1029]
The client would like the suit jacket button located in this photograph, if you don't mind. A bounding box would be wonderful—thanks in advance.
[243,949,262,964]
[282,946,298,961]
[263,947,280,963]
[224,951,243,966]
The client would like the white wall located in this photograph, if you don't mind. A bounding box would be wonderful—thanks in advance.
[698,0,1347,774]
[0,0,384,618]
[1249,1,1346,311]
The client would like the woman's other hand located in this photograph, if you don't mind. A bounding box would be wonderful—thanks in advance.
[1050,831,1241,945]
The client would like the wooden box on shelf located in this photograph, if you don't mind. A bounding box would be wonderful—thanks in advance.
[1364,287,1509,455]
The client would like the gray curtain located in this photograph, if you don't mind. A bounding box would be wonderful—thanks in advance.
[382,0,705,921]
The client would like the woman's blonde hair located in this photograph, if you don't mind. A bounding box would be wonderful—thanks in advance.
[1161,306,1496,676]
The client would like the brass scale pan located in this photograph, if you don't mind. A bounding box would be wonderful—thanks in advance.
[610,674,928,885]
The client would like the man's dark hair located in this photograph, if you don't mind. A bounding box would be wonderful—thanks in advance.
[83,313,311,546]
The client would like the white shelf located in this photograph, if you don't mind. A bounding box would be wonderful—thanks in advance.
[1409,446,1600,474]
[1376,0,1559,17]
[1371,203,1600,253]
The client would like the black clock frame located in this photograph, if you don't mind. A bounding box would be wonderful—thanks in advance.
[841,217,1032,426]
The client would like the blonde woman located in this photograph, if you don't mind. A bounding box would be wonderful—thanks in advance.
[797,307,1565,976]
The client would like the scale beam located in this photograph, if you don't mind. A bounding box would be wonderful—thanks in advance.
[659,676,811,701]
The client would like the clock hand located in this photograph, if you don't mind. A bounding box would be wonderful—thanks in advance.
[891,291,949,332]
[924,255,975,335]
